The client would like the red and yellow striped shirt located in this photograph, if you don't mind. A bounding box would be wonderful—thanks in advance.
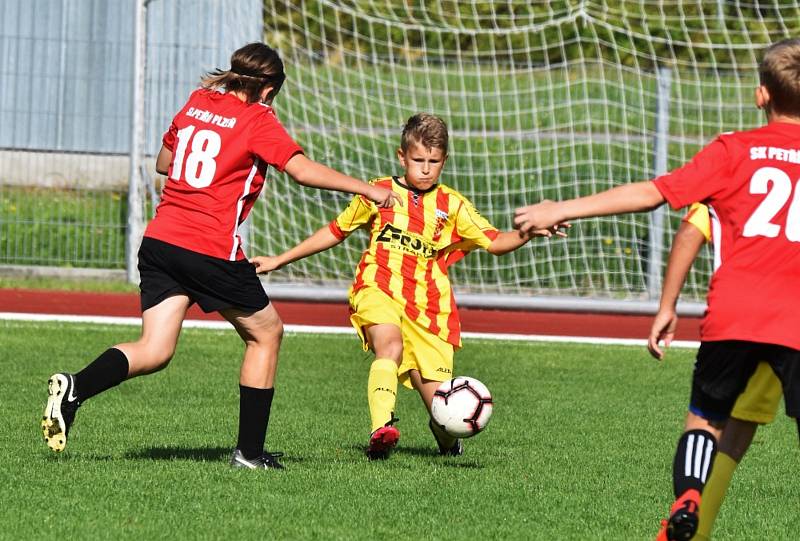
[329,176,499,347]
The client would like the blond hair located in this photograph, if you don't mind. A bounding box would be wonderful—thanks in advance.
[759,38,800,117]
[401,113,449,154]
[201,42,285,103]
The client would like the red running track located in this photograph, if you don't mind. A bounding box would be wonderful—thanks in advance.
[0,288,702,341]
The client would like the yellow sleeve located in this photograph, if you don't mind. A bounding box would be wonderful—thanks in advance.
[329,194,377,240]
[682,202,712,243]
[453,195,499,251]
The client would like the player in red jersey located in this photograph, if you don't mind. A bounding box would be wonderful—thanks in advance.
[648,203,783,541]
[41,42,400,469]
[513,38,800,540]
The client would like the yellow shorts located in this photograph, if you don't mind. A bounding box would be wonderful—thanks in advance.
[349,287,454,389]
[730,361,782,424]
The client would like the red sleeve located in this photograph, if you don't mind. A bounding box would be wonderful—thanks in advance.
[652,138,731,210]
[248,108,304,172]
[328,220,346,240]
[162,121,177,151]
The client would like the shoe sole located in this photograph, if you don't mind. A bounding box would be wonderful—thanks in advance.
[231,456,258,469]
[230,458,285,470]
[41,374,68,452]
[230,451,285,470]
[667,511,698,541]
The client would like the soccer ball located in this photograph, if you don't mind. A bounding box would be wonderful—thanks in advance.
[431,376,493,438]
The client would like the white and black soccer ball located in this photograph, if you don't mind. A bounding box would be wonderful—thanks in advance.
[431,376,493,438]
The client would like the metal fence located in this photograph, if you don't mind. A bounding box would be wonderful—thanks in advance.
[0,0,260,272]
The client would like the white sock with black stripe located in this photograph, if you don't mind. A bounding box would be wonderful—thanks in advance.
[672,429,718,497]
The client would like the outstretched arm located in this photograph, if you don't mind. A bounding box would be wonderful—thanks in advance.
[513,181,665,234]
[284,154,402,208]
[486,226,568,256]
[647,221,706,360]
[251,225,344,274]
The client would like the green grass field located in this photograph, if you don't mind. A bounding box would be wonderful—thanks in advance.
[2,319,797,540]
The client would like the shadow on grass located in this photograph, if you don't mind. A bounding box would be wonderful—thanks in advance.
[124,446,232,462]
[347,444,483,468]
[123,446,306,465]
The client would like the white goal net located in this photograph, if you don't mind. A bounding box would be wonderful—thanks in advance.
[248,0,799,310]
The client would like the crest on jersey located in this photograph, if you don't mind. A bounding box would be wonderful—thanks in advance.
[433,208,449,237]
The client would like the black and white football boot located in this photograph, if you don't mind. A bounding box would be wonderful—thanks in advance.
[230,449,285,470]
[42,373,81,452]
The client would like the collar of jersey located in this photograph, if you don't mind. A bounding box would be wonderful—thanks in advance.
[208,88,269,109]
[392,175,438,195]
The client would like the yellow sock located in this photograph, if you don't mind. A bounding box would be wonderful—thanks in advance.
[367,358,398,432]
[694,452,738,541]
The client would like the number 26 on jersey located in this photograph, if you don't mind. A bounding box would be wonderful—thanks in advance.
[743,166,800,241]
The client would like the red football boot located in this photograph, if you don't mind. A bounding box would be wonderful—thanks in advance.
[366,416,400,460]
[655,489,701,541]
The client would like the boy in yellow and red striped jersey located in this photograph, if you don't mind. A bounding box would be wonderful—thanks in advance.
[252,113,563,459]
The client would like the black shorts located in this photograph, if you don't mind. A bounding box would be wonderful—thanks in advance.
[690,340,800,420]
[137,237,269,314]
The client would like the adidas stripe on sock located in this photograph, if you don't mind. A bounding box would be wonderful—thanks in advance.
[672,429,717,496]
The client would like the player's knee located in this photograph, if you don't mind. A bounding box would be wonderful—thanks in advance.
[273,318,285,341]
[146,346,175,372]
[120,341,173,375]
[376,340,403,362]
[260,317,284,343]
[128,352,172,376]
[143,333,178,363]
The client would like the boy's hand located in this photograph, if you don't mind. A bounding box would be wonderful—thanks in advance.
[526,224,570,238]
[366,185,403,208]
[648,308,678,360]
[513,200,567,235]
[250,255,283,274]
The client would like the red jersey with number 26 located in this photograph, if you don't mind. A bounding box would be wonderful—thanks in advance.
[653,122,800,351]
[144,88,303,260]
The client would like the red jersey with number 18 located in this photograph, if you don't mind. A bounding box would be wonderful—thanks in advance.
[653,121,800,351]
[144,88,303,260]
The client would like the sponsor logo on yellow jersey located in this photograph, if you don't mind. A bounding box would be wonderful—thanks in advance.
[376,224,438,259]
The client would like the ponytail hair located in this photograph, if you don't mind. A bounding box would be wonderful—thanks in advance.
[201,42,286,103]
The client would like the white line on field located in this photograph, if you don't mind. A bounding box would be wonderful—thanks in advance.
[0,312,700,349]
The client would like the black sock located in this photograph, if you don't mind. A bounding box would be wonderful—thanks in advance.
[237,385,275,460]
[73,348,129,403]
[672,429,717,497]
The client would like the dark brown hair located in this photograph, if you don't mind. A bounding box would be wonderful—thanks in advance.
[401,113,449,154]
[759,38,800,117]
[201,42,285,103]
